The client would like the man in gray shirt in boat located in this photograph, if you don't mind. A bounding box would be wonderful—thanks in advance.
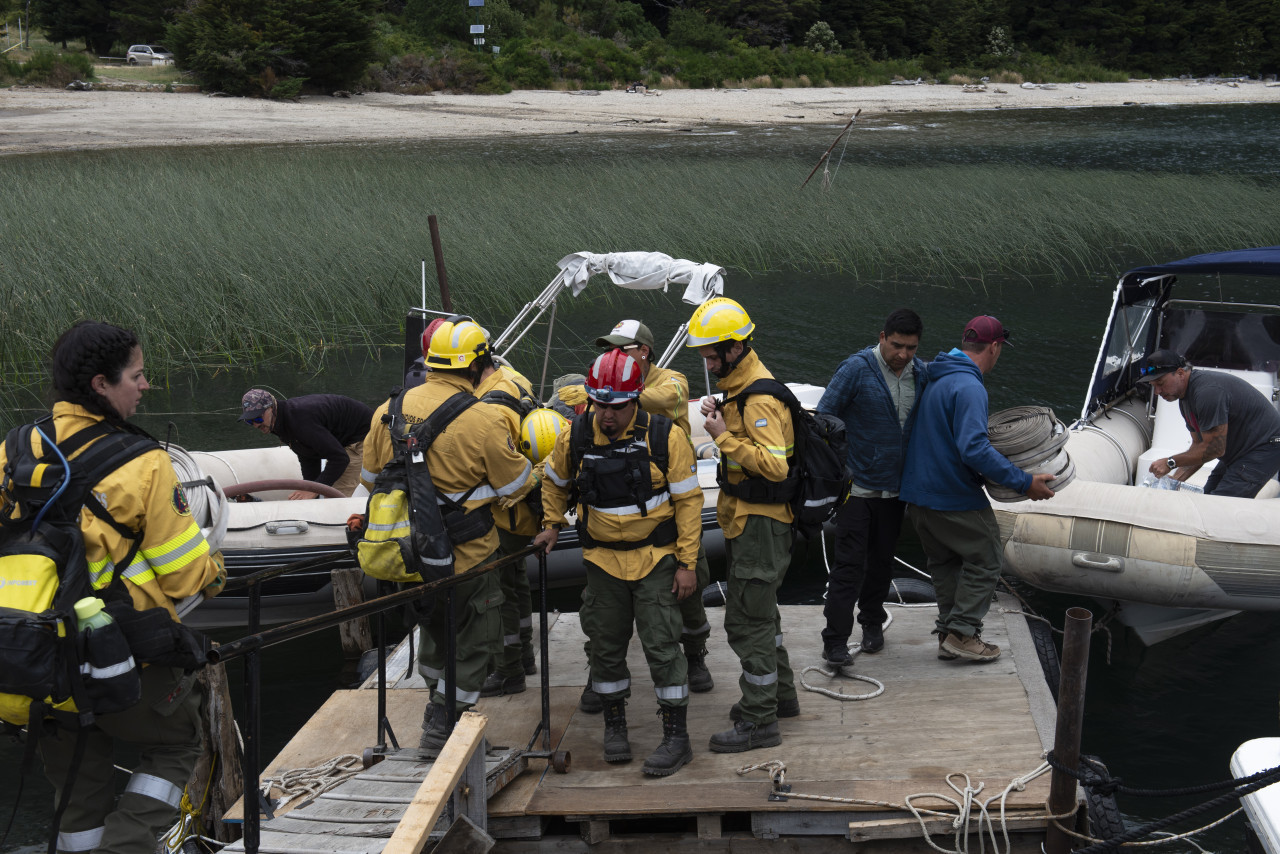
[1140,349,1280,498]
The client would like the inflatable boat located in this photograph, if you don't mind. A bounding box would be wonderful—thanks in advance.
[992,247,1280,643]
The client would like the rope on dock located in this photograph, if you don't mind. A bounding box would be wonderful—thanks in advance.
[1050,808,1240,849]
[261,754,365,810]
[736,759,1069,853]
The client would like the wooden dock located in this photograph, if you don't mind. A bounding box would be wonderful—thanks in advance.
[223,595,1061,852]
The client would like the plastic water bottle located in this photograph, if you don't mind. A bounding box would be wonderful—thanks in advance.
[74,596,114,632]
[1138,473,1180,491]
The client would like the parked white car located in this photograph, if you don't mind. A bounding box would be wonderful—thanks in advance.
[126,45,175,65]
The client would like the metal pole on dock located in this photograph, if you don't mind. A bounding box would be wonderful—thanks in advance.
[1046,606,1093,854]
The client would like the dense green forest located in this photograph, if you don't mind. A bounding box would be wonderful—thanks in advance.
[3,0,1278,95]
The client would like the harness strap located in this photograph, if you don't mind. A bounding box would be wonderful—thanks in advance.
[576,516,678,551]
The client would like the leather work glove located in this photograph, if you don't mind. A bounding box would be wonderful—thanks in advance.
[557,384,587,407]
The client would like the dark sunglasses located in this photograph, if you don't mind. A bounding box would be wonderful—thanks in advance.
[594,400,632,411]
[245,414,266,425]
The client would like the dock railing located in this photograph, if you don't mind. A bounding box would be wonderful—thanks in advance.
[210,544,550,854]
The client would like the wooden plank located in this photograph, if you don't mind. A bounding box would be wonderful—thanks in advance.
[847,813,1047,841]
[383,711,489,854]
[331,567,373,659]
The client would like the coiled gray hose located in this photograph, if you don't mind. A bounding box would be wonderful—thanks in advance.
[165,444,228,552]
[985,406,1075,502]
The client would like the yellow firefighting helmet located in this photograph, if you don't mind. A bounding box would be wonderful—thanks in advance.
[519,408,569,464]
[684,297,755,347]
[426,316,490,369]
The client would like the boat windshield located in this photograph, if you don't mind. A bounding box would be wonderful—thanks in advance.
[1161,302,1280,373]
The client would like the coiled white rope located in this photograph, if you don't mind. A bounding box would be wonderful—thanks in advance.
[261,754,365,810]
[165,444,228,552]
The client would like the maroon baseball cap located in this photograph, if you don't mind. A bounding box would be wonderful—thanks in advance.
[962,315,1013,346]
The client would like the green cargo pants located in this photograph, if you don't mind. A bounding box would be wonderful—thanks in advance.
[678,542,713,644]
[723,515,796,725]
[418,556,503,711]
[40,666,203,854]
[496,528,535,678]
[579,556,689,707]
[907,505,1004,639]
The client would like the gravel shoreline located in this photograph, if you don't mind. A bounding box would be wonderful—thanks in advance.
[3,78,1279,155]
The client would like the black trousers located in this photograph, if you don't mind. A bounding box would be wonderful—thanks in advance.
[821,495,905,649]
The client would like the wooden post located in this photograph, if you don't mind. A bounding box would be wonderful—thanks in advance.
[384,711,488,854]
[1045,607,1092,854]
[331,566,373,660]
[191,663,245,843]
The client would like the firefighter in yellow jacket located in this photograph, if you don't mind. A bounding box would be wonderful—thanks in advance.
[534,349,702,777]
[687,298,800,753]
[361,317,536,751]
[475,358,541,697]
[589,319,715,701]
[22,321,226,854]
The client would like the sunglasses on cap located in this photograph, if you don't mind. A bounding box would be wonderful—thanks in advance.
[1138,361,1184,378]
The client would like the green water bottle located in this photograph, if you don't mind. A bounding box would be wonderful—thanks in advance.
[74,596,114,632]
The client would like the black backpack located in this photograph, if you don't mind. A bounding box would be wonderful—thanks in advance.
[357,390,494,584]
[720,379,852,539]
[480,376,538,421]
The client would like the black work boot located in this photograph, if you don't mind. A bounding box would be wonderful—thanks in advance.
[418,702,454,753]
[860,623,885,654]
[602,699,632,763]
[643,706,693,777]
[579,683,603,714]
[480,671,526,697]
[708,719,781,754]
[521,648,537,676]
[681,634,714,693]
[730,698,799,722]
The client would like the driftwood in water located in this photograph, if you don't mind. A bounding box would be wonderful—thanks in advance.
[191,662,245,843]
[800,109,861,188]
[332,566,373,659]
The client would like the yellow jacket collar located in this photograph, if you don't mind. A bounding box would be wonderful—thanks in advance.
[716,348,763,396]
[425,371,477,395]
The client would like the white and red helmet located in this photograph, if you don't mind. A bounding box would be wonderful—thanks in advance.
[585,348,644,405]
[419,317,446,360]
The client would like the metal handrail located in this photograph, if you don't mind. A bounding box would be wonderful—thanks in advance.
[214,544,547,854]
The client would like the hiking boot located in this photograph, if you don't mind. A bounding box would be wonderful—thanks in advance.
[823,645,853,667]
[579,683,603,714]
[709,719,782,754]
[480,671,526,697]
[418,702,454,753]
[937,636,958,661]
[942,632,1000,662]
[682,635,714,693]
[860,623,885,654]
[522,650,537,676]
[602,699,632,763]
[730,697,799,722]
[642,706,693,777]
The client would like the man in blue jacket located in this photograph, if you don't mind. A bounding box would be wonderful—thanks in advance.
[899,316,1055,662]
[817,308,927,663]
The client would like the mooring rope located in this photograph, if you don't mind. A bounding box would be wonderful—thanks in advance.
[736,759,1067,854]
[260,754,365,810]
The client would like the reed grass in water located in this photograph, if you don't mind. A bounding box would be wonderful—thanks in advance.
[2,144,1274,382]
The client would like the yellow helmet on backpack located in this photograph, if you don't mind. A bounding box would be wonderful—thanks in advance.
[426,317,490,369]
[684,297,755,347]
[519,408,568,464]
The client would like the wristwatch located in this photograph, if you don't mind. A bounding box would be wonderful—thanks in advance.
[1166,457,1178,470]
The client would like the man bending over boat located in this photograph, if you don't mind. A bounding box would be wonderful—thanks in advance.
[238,388,373,498]
[900,316,1055,663]
[1140,349,1280,498]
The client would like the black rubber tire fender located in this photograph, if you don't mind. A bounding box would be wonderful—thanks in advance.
[1081,754,1127,840]
[886,576,936,603]
[1026,616,1062,702]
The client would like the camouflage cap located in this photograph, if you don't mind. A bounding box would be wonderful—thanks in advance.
[238,388,277,422]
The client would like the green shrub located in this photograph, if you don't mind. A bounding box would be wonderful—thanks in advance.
[494,43,555,87]
[667,9,732,52]
[365,48,509,93]
[803,22,840,53]
[20,50,95,86]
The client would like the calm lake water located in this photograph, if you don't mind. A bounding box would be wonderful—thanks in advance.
[4,103,1280,851]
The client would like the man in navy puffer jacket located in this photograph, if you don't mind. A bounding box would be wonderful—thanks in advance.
[817,308,928,663]
[900,316,1054,663]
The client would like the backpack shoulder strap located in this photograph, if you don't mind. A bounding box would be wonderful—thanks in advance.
[568,412,594,479]
[411,392,479,451]
[732,378,799,417]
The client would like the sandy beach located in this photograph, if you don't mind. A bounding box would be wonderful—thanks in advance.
[3,78,1279,155]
